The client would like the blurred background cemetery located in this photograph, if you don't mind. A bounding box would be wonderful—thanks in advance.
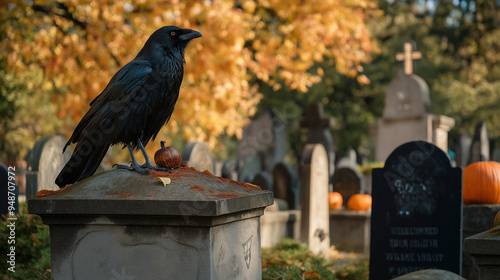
[1,0,500,279]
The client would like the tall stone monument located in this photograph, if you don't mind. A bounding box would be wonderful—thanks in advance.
[372,42,455,162]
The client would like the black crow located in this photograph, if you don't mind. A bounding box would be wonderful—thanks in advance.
[55,26,202,188]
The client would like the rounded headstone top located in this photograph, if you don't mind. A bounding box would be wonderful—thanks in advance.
[383,69,431,120]
[28,165,273,217]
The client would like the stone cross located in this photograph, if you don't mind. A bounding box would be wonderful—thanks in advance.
[396,41,422,75]
[300,103,336,178]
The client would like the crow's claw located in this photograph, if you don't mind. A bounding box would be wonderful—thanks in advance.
[114,163,150,175]
[140,162,172,173]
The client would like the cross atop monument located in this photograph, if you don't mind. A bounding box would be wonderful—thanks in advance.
[396,41,422,75]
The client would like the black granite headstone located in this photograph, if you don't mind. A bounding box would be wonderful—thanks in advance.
[369,141,462,279]
[272,162,300,209]
[1,163,19,219]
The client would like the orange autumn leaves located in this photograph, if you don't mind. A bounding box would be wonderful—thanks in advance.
[2,0,379,151]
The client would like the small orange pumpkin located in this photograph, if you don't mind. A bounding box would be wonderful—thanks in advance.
[463,161,500,204]
[347,194,372,211]
[154,141,182,169]
[328,192,343,210]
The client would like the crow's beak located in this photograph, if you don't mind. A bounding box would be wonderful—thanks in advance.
[179,29,203,41]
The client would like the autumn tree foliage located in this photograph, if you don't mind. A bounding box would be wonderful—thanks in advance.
[1,0,379,159]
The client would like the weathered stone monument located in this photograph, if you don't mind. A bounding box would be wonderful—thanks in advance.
[300,144,330,258]
[300,103,336,178]
[372,42,455,162]
[182,141,215,174]
[237,108,287,174]
[25,135,73,199]
[29,166,273,279]
[370,141,462,279]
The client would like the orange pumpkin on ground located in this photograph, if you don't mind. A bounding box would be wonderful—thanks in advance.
[328,192,343,210]
[347,194,372,211]
[154,141,182,169]
[463,161,500,205]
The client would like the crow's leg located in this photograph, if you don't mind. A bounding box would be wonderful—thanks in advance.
[113,144,150,175]
[137,139,172,172]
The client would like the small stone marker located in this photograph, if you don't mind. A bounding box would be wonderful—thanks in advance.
[182,141,215,174]
[468,121,490,164]
[26,135,73,199]
[251,172,272,191]
[29,166,273,279]
[300,103,336,178]
[331,165,365,206]
[1,163,18,217]
[300,144,330,257]
[370,141,462,279]
[238,154,262,182]
[272,162,300,210]
[455,133,472,168]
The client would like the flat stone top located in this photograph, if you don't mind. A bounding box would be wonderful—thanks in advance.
[329,209,371,218]
[463,226,500,255]
[29,165,273,217]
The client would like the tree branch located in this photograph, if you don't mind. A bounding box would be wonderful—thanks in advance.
[32,2,88,29]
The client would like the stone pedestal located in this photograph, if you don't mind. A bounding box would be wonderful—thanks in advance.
[462,205,500,280]
[28,167,273,280]
[329,209,371,254]
[464,226,500,280]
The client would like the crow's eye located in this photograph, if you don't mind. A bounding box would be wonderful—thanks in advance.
[170,31,176,36]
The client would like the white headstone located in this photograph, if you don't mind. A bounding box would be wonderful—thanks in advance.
[300,144,330,258]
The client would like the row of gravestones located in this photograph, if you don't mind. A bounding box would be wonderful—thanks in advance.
[1,135,472,279]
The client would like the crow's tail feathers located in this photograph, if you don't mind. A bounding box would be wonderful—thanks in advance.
[55,140,110,188]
